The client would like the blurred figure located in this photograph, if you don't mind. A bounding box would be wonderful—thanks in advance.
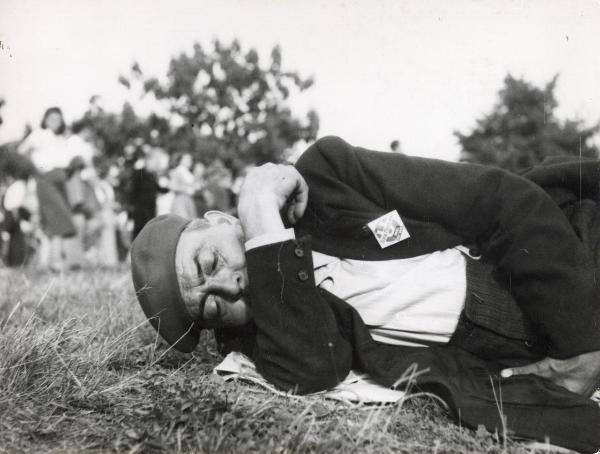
[89,157,118,267]
[63,119,103,268]
[67,118,97,167]
[390,139,402,153]
[169,152,197,220]
[18,107,76,271]
[64,156,101,268]
[129,148,168,239]
[203,160,234,214]
[114,154,135,260]
[192,162,208,217]
[1,157,38,267]
[148,146,173,216]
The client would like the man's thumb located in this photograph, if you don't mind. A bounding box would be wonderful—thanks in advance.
[501,362,543,379]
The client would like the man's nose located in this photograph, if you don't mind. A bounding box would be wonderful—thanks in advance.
[207,269,247,295]
[236,269,248,292]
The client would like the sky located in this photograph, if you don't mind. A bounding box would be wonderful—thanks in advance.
[1,0,599,161]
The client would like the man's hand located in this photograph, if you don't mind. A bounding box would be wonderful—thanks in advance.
[501,350,600,396]
[237,163,309,240]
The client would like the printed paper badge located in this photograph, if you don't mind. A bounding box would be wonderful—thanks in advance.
[367,210,410,249]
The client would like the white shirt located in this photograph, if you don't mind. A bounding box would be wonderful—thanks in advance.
[3,179,38,213]
[19,129,73,172]
[66,134,96,166]
[246,229,467,347]
[169,165,196,195]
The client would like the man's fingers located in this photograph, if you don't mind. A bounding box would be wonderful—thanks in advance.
[501,361,549,379]
[501,352,600,396]
[286,203,297,224]
[285,170,309,224]
[292,176,309,222]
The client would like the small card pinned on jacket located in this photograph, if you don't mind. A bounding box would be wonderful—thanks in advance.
[367,210,410,248]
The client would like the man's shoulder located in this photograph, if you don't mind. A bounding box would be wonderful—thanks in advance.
[295,135,381,178]
[297,136,352,166]
[313,135,351,150]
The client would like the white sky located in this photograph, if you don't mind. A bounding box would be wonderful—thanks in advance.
[1,0,599,161]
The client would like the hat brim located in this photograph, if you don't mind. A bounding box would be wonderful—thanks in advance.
[131,214,200,352]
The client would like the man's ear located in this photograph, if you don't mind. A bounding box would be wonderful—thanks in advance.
[204,210,240,227]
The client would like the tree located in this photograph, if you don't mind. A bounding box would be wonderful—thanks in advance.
[79,40,319,168]
[76,100,169,158]
[455,75,599,172]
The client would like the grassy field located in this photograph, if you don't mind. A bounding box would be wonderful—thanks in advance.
[0,266,572,453]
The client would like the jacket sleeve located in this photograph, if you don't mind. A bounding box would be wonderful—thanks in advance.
[295,136,600,358]
[246,235,353,394]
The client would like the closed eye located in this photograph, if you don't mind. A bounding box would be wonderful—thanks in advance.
[208,251,223,274]
[201,251,219,276]
[195,258,205,284]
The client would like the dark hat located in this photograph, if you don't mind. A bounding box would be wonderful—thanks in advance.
[131,214,200,352]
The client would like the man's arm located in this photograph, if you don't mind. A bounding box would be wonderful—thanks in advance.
[237,164,353,393]
[295,136,600,359]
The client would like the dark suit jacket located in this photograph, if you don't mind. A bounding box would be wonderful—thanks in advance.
[217,136,600,453]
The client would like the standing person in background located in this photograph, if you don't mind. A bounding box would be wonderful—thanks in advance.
[129,148,168,240]
[114,153,134,261]
[191,162,208,217]
[63,120,102,268]
[203,160,234,215]
[169,153,197,220]
[18,107,76,271]
[90,157,118,267]
[1,155,38,267]
[65,155,101,267]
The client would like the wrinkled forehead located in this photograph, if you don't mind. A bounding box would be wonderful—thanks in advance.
[174,220,242,270]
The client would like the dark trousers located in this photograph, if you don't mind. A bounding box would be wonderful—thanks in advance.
[132,206,156,240]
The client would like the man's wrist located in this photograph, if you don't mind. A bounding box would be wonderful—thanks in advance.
[245,228,296,251]
[238,192,285,240]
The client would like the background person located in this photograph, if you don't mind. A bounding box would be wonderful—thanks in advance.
[1,155,38,267]
[169,152,197,220]
[203,160,234,215]
[64,155,100,268]
[128,148,169,240]
[18,107,76,271]
[88,156,119,267]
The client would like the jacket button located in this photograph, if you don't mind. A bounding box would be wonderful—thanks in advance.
[298,270,309,281]
[294,247,304,258]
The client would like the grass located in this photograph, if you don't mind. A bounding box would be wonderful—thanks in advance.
[0,266,572,453]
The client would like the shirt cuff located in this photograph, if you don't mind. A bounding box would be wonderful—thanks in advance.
[245,228,296,251]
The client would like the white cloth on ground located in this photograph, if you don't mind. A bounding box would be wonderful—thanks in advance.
[214,351,406,404]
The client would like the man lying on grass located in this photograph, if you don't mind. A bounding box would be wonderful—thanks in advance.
[131,136,600,453]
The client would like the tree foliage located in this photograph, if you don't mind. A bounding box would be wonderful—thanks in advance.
[79,40,319,168]
[455,75,599,172]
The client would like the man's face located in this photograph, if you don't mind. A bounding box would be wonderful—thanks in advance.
[175,217,251,328]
